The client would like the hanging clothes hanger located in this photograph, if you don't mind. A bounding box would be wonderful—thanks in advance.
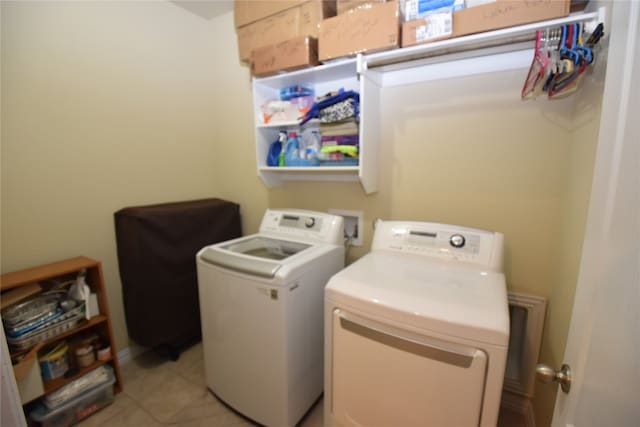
[534,28,554,95]
[521,30,550,99]
[549,23,596,98]
[521,21,605,101]
[586,22,605,46]
[548,24,585,98]
[577,23,594,64]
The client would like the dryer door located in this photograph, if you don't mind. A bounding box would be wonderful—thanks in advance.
[331,309,487,427]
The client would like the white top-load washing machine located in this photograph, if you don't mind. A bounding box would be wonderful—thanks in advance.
[325,220,509,427]
[197,209,344,427]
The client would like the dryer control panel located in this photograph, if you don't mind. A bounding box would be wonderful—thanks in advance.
[259,209,344,245]
[372,220,504,272]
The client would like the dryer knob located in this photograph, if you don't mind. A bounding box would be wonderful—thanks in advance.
[305,217,316,228]
[450,234,466,248]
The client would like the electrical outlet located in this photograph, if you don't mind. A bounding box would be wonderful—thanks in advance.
[329,209,364,246]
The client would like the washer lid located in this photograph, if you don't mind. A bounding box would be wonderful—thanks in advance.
[220,236,311,260]
[326,251,509,346]
[200,236,312,279]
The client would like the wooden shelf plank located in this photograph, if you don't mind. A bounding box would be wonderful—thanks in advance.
[1,256,99,291]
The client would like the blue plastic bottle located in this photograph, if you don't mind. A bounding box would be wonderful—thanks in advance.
[284,131,300,166]
[267,131,286,167]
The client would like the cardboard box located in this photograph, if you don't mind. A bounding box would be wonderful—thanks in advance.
[337,0,386,14]
[237,1,336,62]
[402,0,569,47]
[234,1,307,28]
[14,344,45,404]
[402,0,464,21]
[319,1,400,61]
[251,36,319,77]
[402,11,453,47]
[454,0,569,36]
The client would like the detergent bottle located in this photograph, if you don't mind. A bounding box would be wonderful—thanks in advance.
[301,129,321,166]
[305,130,321,162]
[284,131,300,166]
[278,131,287,166]
[268,131,286,167]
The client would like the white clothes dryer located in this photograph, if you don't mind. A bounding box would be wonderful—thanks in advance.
[324,220,509,427]
[197,209,344,427]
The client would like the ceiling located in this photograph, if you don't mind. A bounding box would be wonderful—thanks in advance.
[171,0,234,20]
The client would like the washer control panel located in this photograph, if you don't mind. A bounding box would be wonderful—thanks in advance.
[259,209,344,245]
[372,220,504,272]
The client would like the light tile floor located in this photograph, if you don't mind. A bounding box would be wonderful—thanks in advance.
[78,342,523,427]
[77,342,322,427]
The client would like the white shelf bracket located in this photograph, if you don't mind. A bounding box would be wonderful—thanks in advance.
[587,6,606,33]
[356,53,367,76]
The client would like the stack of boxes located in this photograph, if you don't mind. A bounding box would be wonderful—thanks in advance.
[235,0,335,62]
[236,0,571,77]
[235,0,335,76]
[402,0,571,47]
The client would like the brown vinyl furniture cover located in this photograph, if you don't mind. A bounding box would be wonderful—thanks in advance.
[114,198,242,349]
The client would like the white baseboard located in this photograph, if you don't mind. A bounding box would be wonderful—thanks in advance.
[501,391,536,427]
[117,343,147,366]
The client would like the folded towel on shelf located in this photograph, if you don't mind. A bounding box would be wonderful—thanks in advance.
[319,119,359,137]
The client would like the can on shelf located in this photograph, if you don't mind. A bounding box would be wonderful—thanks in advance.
[75,344,95,368]
[96,345,111,361]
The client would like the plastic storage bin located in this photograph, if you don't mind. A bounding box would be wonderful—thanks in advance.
[29,366,115,427]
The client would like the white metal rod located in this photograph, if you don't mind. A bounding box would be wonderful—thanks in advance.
[365,9,601,69]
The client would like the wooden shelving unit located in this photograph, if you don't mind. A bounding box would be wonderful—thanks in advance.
[1,256,123,407]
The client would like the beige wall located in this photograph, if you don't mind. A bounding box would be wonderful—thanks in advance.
[531,69,604,426]
[2,3,600,425]
[1,1,267,352]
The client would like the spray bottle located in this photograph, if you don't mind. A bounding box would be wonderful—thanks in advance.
[278,131,287,166]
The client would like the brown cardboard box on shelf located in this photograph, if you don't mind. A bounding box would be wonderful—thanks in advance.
[453,0,569,36]
[251,36,319,77]
[402,13,454,47]
[319,1,400,61]
[336,0,386,14]
[234,0,307,28]
[13,344,45,404]
[402,0,570,48]
[237,0,336,62]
